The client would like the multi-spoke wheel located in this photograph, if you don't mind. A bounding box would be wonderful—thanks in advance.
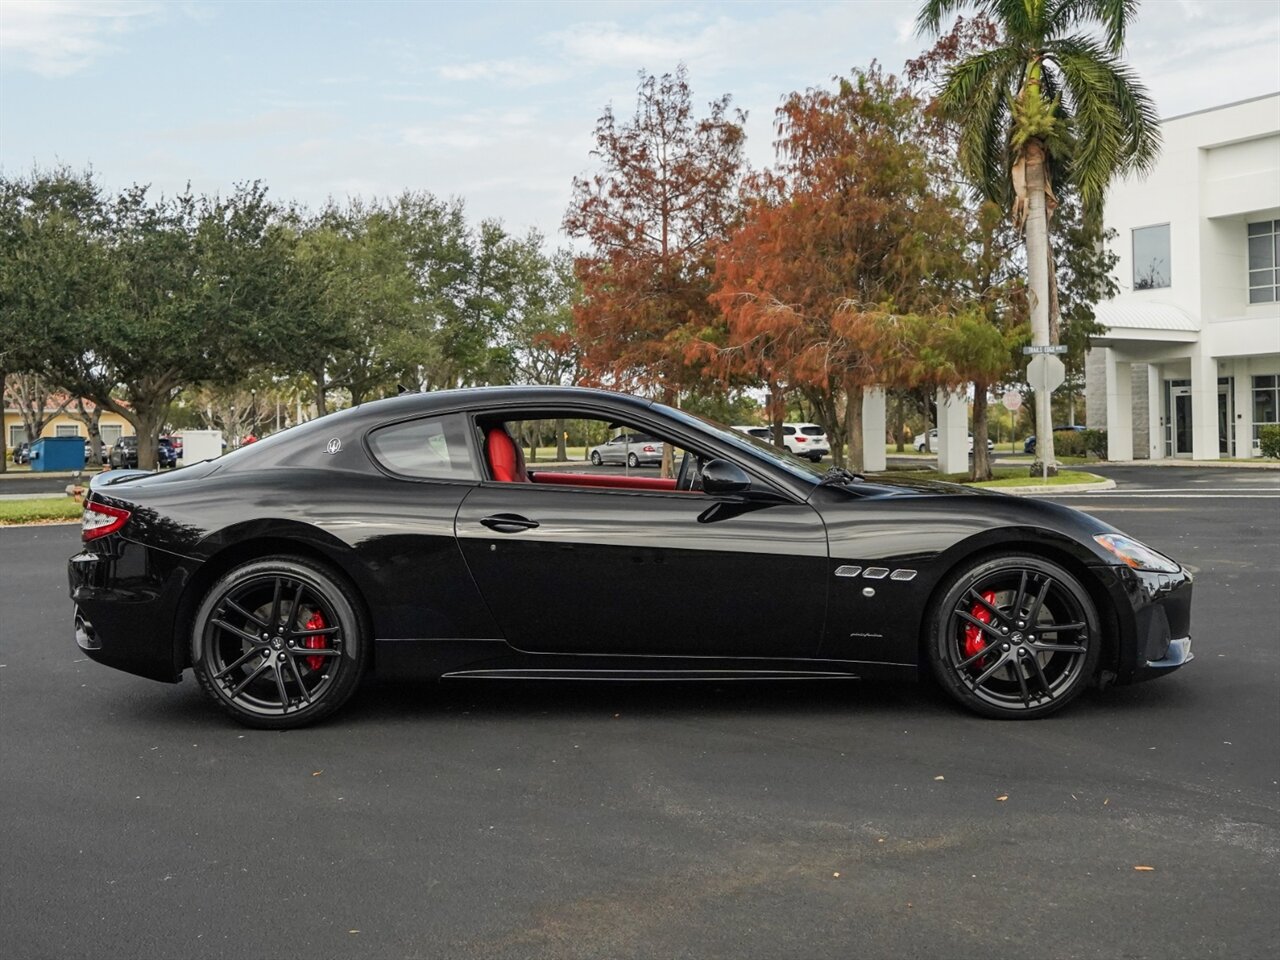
[191,557,368,729]
[590,451,603,465]
[627,452,640,468]
[927,554,1100,719]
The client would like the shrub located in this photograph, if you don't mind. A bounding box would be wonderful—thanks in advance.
[1080,429,1108,459]
[1054,430,1088,458]
[1259,424,1280,459]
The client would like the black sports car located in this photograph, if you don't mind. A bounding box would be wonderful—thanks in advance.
[68,386,1192,728]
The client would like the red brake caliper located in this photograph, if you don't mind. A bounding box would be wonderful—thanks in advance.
[303,610,327,671]
[963,590,998,664]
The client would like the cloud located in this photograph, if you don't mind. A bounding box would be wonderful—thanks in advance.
[435,58,568,86]
[0,0,160,77]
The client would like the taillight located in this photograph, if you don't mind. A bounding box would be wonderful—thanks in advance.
[794,436,807,442]
[82,501,131,541]
[643,445,657,452]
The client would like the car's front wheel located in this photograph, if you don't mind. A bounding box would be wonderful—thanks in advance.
[926,553,1100,719]
[627,452,639,468]
[191,557,368,729]
[590,450,602,465]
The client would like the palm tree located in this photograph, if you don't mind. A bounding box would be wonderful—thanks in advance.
[916,0,1160,471]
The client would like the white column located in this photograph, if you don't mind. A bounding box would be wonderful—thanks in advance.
[1190,344,1218,460]
[862,387,886,472]
[936,389,969,474]
[1105,349,1134,461]
[1146,365,1164,460]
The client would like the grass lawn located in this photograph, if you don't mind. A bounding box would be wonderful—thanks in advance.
[879,467,1106,487]
[0,498,83,524]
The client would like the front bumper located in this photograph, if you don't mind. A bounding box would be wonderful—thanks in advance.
[1092,562,1194,684]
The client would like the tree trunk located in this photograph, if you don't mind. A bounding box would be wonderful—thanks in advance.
[767,383,786,447]
[893,392,905,453]
[659,388,676,478]
[128,404,166,471]
[971,382,992,481]
[71,397,104,468]
[844,380,865,473]
[0,369,7,474]
[1024,140,1057,474]
[313,373,328,418]
[555,417,567,461]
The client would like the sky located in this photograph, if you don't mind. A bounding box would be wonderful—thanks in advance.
[2,0,1278,246]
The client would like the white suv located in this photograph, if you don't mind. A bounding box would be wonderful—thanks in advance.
[731,423,829,462]
[782,423,829,462]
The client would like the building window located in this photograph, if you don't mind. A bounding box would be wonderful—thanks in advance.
[1132,224,1171,289]
[1247,220,1278,304]
[8,425,26,448]
[1254,375,1279,446]
[56,425,81,438]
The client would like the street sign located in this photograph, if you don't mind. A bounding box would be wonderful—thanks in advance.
[1026,354,1066,393]
[1002,390,1022,412]
[1022,344,1069,355]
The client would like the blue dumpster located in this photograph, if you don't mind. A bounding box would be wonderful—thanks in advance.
[30,436,86,472]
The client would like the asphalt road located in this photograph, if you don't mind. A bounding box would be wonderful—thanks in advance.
[1,468,1277,960]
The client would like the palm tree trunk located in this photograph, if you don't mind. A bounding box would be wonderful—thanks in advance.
[1024,140,1057,474]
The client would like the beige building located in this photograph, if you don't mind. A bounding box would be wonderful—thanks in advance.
[4,398,135,453]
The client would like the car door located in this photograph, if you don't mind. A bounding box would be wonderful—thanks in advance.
[455,480,829,659]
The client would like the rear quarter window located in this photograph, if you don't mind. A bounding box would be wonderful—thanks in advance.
[367,415,477,481]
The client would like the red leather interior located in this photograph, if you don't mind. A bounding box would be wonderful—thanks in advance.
[531,471,683,492]
[485,427,528,482]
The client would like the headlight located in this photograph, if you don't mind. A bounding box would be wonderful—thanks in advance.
[1094,533,1181,573]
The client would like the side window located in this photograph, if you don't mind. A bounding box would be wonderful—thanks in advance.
[783,426,796,436]
[367,414,477,481]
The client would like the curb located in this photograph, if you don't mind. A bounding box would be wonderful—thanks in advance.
[981,479,1118,496]
[1095,459,1280,470]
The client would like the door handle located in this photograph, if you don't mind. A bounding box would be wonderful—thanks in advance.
[480,514,540,533]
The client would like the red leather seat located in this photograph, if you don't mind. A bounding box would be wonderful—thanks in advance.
[485,426,528,482]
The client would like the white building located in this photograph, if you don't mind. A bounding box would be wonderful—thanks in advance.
[1085,94,1280,460]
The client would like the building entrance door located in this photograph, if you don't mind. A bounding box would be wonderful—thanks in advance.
[1218,380,1234,457]
[1170,382,1192,457]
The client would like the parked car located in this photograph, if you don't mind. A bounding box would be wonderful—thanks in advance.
[780,423,829,462]
[70,385,1193,729]
[914,429,993,453]
[108,436,178,469]
[588,433,665,467]
[1024,425,1087,455]
[12,441,30,465]
[731,425,774,442]
[84,439,107,462]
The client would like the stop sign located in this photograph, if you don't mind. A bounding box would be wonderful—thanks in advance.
[1026,354,1066,393]
[1002,390,1022,412]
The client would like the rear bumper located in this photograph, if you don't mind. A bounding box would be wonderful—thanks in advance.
[68,539,190,683]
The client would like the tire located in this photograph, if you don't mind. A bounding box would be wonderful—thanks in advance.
[926,553,1100,719]
[191,556,369,729]
[590,451,602,465]
[627,452,639,468]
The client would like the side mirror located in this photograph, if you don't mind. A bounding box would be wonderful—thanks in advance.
[701,459,751,495]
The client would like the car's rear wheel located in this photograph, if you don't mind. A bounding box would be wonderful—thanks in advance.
[590,450,602,465]
[192,557,368,729]
[927,554,1100,719]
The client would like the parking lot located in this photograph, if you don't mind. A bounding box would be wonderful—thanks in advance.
[2,464,1277,960]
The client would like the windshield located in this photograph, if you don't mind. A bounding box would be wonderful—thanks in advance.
[655,404,827,484]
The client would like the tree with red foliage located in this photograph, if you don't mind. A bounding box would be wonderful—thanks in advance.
[713,66,970,470]
[564,65,746,473]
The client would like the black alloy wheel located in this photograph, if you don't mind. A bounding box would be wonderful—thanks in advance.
[927,554,1100,719]
[627,452,639,468]
[192,557,368,729]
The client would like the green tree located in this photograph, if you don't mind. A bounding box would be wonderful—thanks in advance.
[916,0,1160,470]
